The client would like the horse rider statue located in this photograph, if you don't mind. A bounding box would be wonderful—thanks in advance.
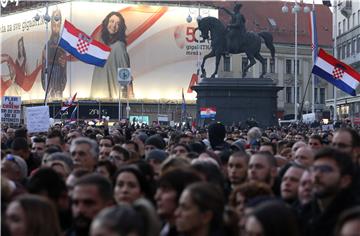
[218,3,247,54]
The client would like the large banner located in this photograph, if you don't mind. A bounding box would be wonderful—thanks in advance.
[1,2,217,101]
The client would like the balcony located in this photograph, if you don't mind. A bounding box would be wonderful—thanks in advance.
[340,0,352,18]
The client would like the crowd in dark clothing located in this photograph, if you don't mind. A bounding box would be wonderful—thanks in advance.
[1,120,360,236]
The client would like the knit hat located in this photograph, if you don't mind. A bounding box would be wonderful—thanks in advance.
[136,132,148,144]
[145,135,166,150]
[208,122,226,148]
[231,139,246,152]
[4,154,28,180]
[145,149,168,163]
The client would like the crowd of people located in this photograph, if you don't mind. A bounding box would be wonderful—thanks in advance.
[1,120,360,236]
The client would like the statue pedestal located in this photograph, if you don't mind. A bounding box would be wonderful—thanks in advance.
[192,77,283,127]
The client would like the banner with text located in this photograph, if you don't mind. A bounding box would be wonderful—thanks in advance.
[1,96,21,124]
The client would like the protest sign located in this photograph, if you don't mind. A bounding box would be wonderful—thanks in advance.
[25,106,50,133]
[1,96,21,124]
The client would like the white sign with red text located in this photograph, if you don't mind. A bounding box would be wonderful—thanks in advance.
[1,96,21,124]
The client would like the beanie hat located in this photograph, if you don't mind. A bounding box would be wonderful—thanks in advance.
[231,139,246,152]
[145,135,166,150]
[137,132,148,144]
[5,154,28,179]
[145,149,168,163]
[208,122,226,148]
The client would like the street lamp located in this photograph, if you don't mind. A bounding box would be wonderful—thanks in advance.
[282,1,309,122]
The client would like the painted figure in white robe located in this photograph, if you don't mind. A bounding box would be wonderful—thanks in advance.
[91,11,134,99]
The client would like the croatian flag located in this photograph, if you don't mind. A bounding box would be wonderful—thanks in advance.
[59,20,111,67]
[61,92,77,112]
[70,106,78,121]
[312,48,360,96]
[200,107,216,118]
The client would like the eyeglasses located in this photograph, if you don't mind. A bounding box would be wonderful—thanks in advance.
[331,142,352,149]
[311,165,335,174]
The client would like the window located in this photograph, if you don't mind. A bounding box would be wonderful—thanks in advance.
[353,13,356,28]
[352,38,356,55]
[342,44,346,59]
[270,58,275,73]
[295,87,300,103]
[320,88,325,104]
[242,57,248,72]
[286,59,292,74]
[358,10,360,27]
[347,41,351,57]
[315,88,319,104]
[357,36,360,53]
[293,60,300,75]
[338,22,342,35]
[286,87,292,103]
[223,56,231,72]
[337,46,341,58]
[343,19,346,33]
[347,17,350,30]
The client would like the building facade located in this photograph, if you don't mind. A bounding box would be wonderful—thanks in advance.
[326,0,360,124]
[216,1,333,120]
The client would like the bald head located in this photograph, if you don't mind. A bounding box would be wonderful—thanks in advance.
[294,146,314,168]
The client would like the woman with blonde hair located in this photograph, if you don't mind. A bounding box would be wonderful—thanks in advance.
[5,194,61,236]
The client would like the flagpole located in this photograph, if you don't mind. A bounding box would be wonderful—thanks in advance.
[45,3,49,106]
[333,0,338,122]
[311,1,315,114]
[77,103,79,125]
[119,86,122,121]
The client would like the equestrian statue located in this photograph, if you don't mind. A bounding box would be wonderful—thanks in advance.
[197,3,275,78]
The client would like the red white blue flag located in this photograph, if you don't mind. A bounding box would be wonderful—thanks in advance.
[70,105,78,121]
[59,20,111,67]
[312,49,360,96]
[61,92,77,112]
[200,107,216,118]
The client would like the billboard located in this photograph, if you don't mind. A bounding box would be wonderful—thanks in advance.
[1,2,217,101]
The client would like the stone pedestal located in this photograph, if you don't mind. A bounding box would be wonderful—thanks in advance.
[192,77,283,127]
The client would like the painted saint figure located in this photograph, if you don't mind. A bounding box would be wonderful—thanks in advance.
[91,11,134,99]
[41,9,67,99]
[16,37,28,75]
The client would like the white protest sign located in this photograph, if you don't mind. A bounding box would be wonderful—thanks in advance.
[1,96,21,124]
[25,106,50,133]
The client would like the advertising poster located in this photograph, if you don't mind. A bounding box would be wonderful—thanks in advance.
[1,2,217,101]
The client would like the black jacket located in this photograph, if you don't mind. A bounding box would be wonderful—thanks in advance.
[299,188,360,236]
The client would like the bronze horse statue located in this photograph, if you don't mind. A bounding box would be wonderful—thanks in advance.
[197,16,275,78]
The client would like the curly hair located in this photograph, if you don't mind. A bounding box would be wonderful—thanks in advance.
[101,11,127,46]
[229,181,273,208]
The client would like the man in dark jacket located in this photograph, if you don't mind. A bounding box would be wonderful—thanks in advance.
[299,147,359,236]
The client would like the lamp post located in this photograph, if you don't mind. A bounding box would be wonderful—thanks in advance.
[333,0,338,122]
[282,2,310,122]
